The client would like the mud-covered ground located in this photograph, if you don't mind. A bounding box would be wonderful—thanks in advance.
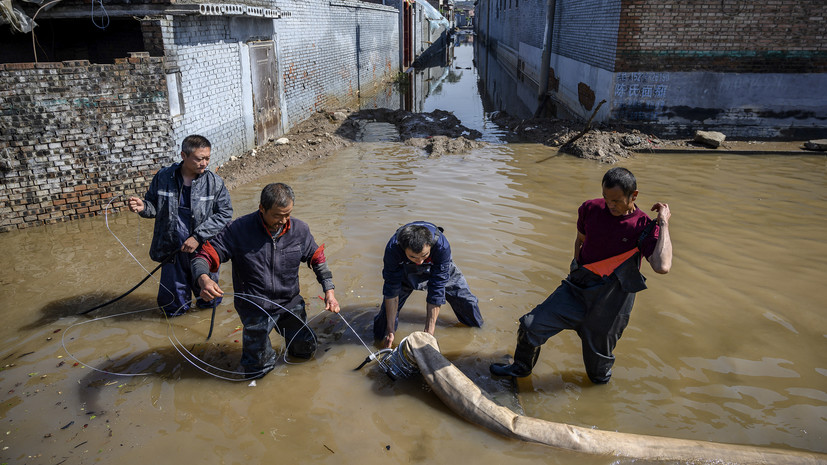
[216,108,817,189]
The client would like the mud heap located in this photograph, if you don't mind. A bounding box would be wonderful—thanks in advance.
[488,111,659,163]
[342,108,488,157]
[214,107,677,188]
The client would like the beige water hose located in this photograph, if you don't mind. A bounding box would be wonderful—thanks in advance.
[400,331,827,464]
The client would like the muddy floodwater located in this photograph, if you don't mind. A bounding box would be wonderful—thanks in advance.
[2,141,827,464]
[3,34,827,464]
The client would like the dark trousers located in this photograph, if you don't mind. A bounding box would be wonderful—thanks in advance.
[373,263,483,340]
[236,298,316,377]
[157,251,221,316]
[519,265,638,384]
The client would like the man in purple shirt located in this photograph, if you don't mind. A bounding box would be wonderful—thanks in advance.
[490,167,672,384]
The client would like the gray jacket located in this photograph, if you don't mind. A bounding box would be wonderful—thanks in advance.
[139,163,233,262]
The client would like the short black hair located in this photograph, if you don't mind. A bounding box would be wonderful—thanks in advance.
[260,183,295,210]
[602,167,637,197]
[397,224,436,253]
[181,134,211,156]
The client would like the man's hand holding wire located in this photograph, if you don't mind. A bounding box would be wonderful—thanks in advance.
[198,274,224,301]
[127,196,145,213]
[323,289,340,313]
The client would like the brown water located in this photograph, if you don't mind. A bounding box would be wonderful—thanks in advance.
[1,143,826,464]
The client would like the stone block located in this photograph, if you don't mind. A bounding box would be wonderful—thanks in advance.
[694,130,726,148]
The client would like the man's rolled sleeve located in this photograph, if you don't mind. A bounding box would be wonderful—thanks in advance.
[381,245,404,298]
[312,262,335,292]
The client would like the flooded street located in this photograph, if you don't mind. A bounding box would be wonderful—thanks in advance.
[2,35,827,464]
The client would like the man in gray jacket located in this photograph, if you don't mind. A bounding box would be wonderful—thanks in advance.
[127,134,233,316]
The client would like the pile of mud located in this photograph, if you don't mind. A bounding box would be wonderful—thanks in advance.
[217,108,490,187]
[340,108,487,157]
[489,111,659,163]
[215,107,811,189]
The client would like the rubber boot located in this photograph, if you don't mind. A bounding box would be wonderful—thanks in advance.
[489,329,541,377]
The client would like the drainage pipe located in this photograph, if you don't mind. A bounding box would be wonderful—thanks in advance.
[403,332,826,464]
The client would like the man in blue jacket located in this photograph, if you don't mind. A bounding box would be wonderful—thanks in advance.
[127,134,232,316]
[374,221,483,348]
[193,183,340,379]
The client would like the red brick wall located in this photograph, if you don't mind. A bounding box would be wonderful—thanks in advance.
[616,0,827,72]
[0,55,175,232]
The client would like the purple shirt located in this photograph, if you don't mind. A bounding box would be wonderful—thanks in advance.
[576,198,659,265]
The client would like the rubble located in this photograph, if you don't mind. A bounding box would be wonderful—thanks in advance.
[803,139,827,151]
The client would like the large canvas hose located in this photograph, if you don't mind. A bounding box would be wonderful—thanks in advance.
[400,332,827,464]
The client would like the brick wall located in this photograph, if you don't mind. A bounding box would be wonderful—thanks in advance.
[552,0,621,71]
[157,5,400,163]
[140,19,165,57]
[160,16,250,166]
[474,0,547,52]
[276,0,399,127]
[616,0,827,72]
[2,4,401,232]
[0,55,174,232]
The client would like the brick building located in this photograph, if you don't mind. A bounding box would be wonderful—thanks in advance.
[1,0,405,231]
[475,0,827,138]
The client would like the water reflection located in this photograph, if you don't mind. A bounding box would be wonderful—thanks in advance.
[474,35,536,120]
[362,30,506,142]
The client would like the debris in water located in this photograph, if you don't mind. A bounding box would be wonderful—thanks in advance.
[60,421,74,430]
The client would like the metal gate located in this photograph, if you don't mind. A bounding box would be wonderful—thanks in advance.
[249,41,282,145]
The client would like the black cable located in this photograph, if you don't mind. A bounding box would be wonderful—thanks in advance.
[78,250,177,315]
[206,301,217,340]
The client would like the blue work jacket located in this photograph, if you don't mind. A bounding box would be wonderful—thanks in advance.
[139,163,232,262]
[207,212,333,311]
[382,221,452,306]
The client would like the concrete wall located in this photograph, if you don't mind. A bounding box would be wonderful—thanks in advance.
[476,0,827,138]
[613,71,827,138]
[0,56,174,232]
[610,0,827,137]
